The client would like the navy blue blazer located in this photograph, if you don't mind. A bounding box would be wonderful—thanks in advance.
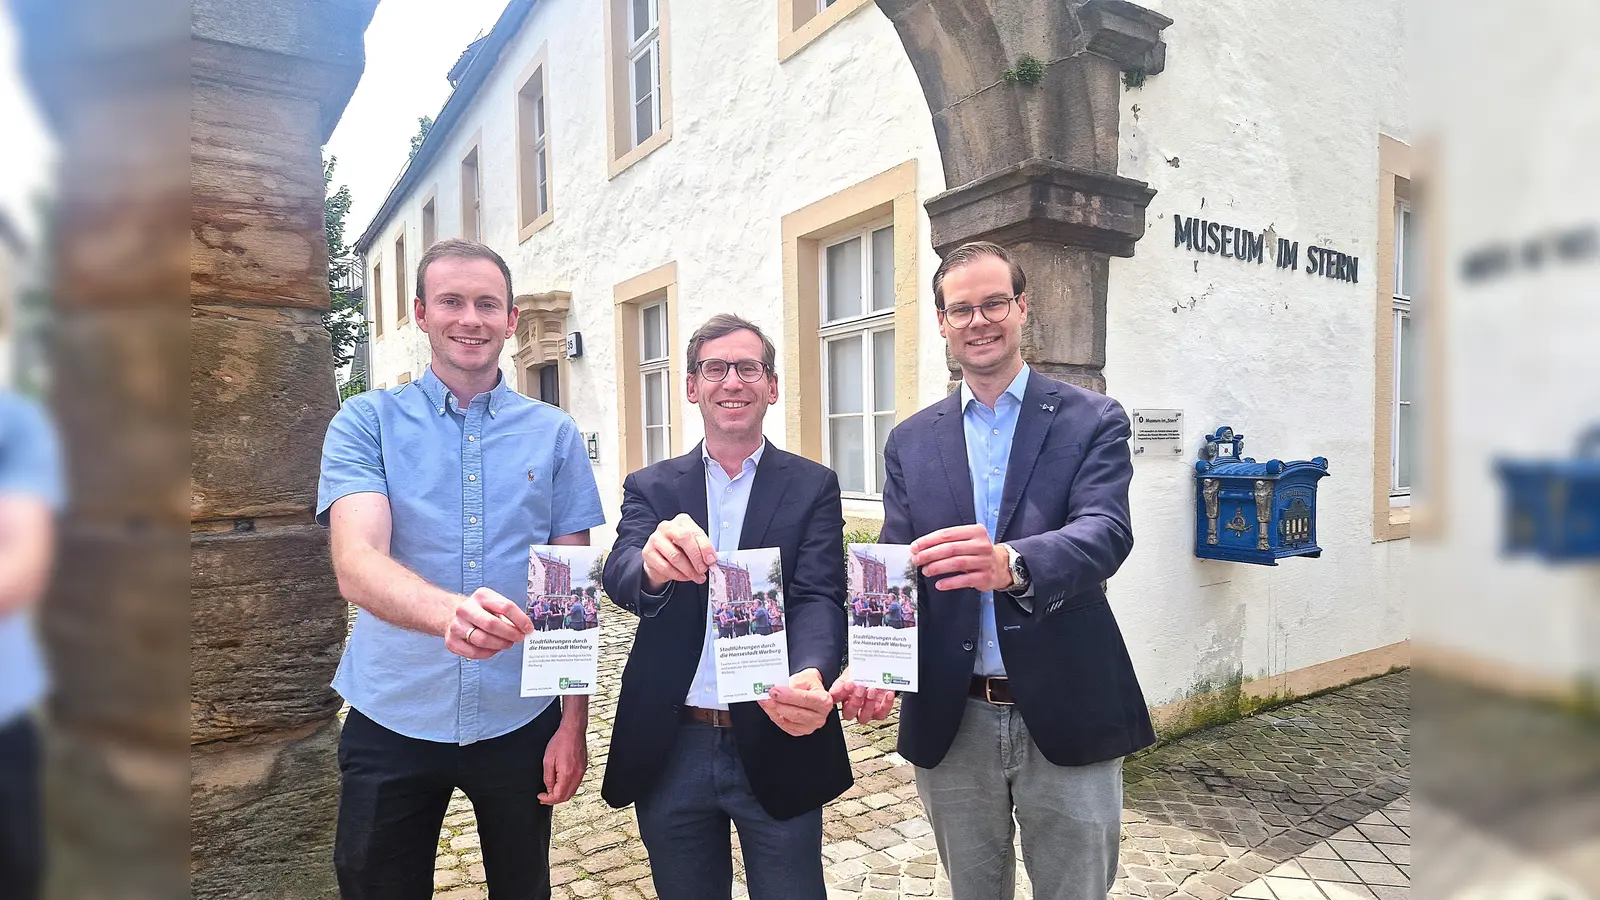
[601,443,853,820]
[881,369,1156,768]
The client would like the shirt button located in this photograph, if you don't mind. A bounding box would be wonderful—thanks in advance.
[468,561,477,568]
[468,474,477,482]
[988,641,995,647]
[468,434,477,442]
[469,516,478,524]
[993,429,999,435]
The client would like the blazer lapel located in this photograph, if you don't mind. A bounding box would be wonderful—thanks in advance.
[997,372,1060,541]
[934,392,978,526]
[739,445,793,550]
[674,443,711,535]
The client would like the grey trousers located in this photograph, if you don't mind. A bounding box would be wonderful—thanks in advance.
[914,698,1124,900]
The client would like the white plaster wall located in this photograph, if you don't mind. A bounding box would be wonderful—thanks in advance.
[1106,0,1410,702]
[362,0,1413,705]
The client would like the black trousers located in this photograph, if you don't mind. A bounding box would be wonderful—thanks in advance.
[0,714,41,900]
[334,703,562,900]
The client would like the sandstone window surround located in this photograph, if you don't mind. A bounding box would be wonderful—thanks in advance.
[421,189,437,249]
[613,262,684,481]
[394,229,408,324]
[461,130,484,242]
[604,0,673,178]
[1372,134,1413,541]
[514,290,570,407]
[777,0,874,62]
[516,43,555,242]
[781,161,921,502]
[372,258,384,337]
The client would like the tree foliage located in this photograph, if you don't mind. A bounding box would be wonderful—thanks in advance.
[323,156,364,370]
[408,115,435,162]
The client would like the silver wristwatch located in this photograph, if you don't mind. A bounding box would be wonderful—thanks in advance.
[1002,544,1030,594]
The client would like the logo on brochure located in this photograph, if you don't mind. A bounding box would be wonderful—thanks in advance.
[558,678,589,690]
[752,682,773,694]
[882,673,911,686]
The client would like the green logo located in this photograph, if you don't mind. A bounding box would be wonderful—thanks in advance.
[558,678,569,689]
[753,682,772,694]
[883,673,911,686]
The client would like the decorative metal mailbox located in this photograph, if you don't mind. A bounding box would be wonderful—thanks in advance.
[1495,426,1600,562]
[1193,426,1329,565]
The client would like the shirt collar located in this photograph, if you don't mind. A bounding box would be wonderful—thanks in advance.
[960,363,1031,412]
[418,366,510,417]
[702,438,767,476]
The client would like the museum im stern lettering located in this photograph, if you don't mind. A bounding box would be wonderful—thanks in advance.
[1173,213,1361,284]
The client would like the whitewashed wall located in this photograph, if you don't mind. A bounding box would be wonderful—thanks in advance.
[362,0,1412,706]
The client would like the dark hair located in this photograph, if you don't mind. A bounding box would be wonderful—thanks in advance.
[686,313,777,373]
[931,240,1026,309]
[415,238,513,305]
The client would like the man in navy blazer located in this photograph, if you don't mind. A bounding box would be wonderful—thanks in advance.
[834,242,1156,900]
[602,314,851,900]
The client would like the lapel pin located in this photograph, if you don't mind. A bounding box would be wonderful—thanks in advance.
[1041,403,1056,412]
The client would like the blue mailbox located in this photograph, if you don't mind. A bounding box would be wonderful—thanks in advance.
[1495,426,1600,562]
[1194,426,1329,565]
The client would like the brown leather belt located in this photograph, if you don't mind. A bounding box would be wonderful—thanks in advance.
[969,676,1016,705]
[681,705,734,728]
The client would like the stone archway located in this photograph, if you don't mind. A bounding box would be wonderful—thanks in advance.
[875,0,1172,392]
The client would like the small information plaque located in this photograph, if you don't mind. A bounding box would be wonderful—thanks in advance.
[1132,409,1185,457]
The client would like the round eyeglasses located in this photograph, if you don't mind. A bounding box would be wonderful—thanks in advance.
[940,296,1018,328]
[693,358,769,383]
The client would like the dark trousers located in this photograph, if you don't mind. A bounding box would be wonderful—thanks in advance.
[0,715,41,900]
[634,723,825,900]
[335,703,562,900]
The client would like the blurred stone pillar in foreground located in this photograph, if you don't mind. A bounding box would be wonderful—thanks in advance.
[876,0,1171,392]
[12,0,377,896]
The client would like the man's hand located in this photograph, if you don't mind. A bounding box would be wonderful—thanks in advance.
[910,525,1014,593]
[759,668,835,737]
[538,719,588,805]
[641,513,717,593]
[444,587,534,660]
[828,666,897,726]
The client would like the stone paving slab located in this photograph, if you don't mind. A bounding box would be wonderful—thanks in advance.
[414,612,1409,899]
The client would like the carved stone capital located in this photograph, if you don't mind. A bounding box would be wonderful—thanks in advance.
[1080,0,1173,76]
[925,158,1157,257]
[514,291,572,367]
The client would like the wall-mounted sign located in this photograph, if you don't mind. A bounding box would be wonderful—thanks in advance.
[582,431,599,463]
[1173,214,1360,284]
[1132,409,1185,457]
[566,332,584,359]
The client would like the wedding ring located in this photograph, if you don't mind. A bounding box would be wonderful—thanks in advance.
[465,625,478,644]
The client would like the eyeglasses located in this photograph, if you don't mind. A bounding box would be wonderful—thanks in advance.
[940,296,1018,328]
[693,358,769,383]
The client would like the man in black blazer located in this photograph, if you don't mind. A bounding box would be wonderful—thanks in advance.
[602,314,851,900]
[834,242,1156,900]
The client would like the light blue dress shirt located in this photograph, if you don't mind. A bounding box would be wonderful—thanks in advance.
[680,440,765,711]
[317,367,605,745]
[0,392,66,726]
[961,364,1032,677]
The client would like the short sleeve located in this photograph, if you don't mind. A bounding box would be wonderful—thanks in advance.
[316,399,388,526]
[0,395,66,512]
[549,419,605,537]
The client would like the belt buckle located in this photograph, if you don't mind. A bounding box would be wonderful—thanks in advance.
[984,677,1013,706]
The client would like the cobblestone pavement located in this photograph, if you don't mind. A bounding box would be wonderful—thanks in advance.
[422,612,1409,900]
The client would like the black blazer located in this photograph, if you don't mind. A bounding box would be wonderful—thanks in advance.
[601,443,853,820]
[881,370,1157,769]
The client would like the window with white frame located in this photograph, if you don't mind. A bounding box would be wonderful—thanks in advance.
[462,147,482,242]
[627,0,661,148]
[1391,199,1416,504]
[821,222,895,495]
[640,299,671,465]
[518,64,551,228]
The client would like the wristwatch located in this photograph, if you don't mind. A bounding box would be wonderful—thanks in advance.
[1001,544,1031,594]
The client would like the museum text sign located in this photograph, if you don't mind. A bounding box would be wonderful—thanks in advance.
[1173,214,1360,284]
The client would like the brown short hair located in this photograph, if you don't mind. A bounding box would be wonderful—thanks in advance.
[686,313,777,374]
[415,238,513,304]
[931,241,1026,309]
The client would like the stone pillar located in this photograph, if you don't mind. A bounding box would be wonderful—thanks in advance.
[14,1,376,897]
[876,0,1171,391]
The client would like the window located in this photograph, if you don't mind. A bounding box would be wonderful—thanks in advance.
[820,223,895,494]
[422,195,437,249]
[1391,200,1415,504]
[537,364,561,407]
[778,0,873,62]
[516,47,554,240]
[640,301,671,465]
[627,0,661,147]
[461,143,482,242]
[372,260,384,337]
[604,0,671,176]
[394,232,407,323]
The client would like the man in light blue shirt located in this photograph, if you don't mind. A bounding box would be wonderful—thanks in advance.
[961,363,1033,676]
[0,390,65,900]
[318,239,604,900]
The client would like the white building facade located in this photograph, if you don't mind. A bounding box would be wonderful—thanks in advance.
[354,0,1413,720]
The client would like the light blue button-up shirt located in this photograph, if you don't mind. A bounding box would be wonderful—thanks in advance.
[317,367,605,745]
[961,364,1031,677]
[0,392,66,726]
[679,440,765,711]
